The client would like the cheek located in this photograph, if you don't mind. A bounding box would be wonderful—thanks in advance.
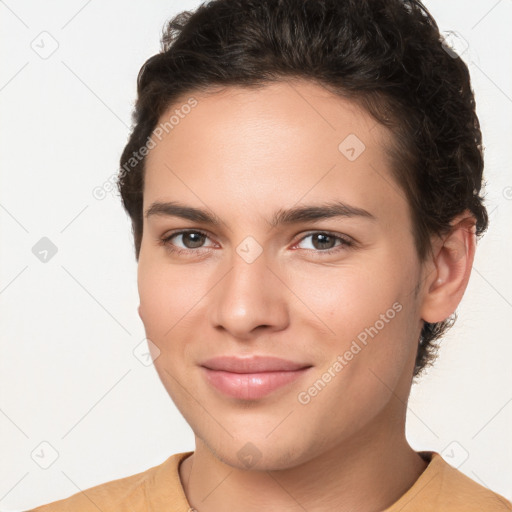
[289,255,416,383]
[137,267,171,338]
[137,256,203,337]
[136,258,204,401]
[289,258,398,334]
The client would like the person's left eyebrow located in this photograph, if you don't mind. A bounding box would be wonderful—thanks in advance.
[144,200,376,227]
[269,200,376,227]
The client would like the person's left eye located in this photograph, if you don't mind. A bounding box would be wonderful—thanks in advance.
[294,232,354,254]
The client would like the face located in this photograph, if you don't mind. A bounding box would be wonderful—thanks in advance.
[137,80,427,470]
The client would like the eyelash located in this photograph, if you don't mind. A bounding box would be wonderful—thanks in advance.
[158,229,354,258]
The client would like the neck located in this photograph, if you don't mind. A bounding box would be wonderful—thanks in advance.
[179,410,428,512]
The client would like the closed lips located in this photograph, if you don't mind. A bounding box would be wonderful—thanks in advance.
[200,355,312,373]
[200,355,313,400]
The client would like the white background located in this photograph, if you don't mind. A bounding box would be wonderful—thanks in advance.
[1,1,511,510]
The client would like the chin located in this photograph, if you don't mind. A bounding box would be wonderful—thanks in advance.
[201,433,314,472]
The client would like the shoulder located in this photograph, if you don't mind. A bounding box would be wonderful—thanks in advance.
[436,454,512,510]
[25,452,193,512]
[389,451,512,511]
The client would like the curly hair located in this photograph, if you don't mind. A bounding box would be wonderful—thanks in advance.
[117,0,488,378]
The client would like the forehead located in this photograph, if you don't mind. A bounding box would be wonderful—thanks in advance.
[143,80,408,230]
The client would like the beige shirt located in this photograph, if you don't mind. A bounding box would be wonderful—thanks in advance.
[28,451,512,511]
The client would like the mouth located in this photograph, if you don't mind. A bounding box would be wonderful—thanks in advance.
[200,355,313,400]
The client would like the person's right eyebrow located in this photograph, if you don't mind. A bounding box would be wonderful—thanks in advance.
[144,200,376,227]
[145,201,222,225]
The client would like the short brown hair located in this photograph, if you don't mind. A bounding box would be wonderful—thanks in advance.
[117,0,488,378]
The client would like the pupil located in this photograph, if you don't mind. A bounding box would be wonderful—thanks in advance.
[184,232,204,248]
[314,233,334,250]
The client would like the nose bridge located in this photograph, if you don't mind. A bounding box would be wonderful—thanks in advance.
[224,230,273,293]
[209,243,289,337]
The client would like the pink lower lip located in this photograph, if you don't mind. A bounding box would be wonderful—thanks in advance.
[202,367,311,400]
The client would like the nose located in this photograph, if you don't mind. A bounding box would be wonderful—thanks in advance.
[209,250,290,340]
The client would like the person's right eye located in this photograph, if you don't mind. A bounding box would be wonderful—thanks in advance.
[158,229,216,256]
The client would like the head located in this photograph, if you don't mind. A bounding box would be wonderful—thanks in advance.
[117,0,487,469]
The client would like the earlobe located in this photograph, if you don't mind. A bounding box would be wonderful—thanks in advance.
[420,213,477,323]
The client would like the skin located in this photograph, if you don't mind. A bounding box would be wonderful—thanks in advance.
[137,79,476,512]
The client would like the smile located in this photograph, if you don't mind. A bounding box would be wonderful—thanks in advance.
[200,355,313,400]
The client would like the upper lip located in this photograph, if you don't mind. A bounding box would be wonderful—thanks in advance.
[201,355,312,373]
